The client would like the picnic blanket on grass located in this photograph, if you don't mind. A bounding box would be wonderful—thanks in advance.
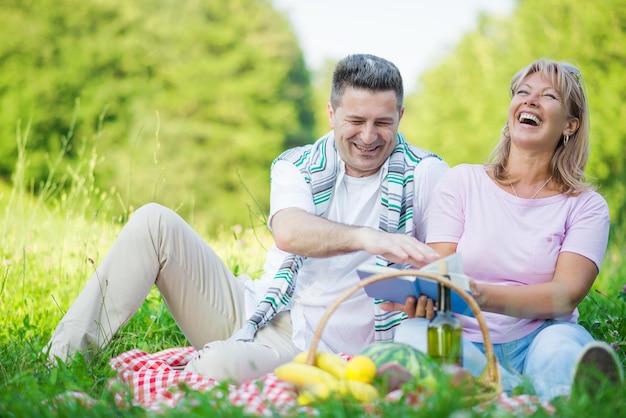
[55,347,556,416]
[108,347,299,416]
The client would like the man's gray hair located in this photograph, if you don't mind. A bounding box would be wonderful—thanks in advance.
[330,54,404,111]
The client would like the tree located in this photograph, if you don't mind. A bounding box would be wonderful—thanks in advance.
[402,0,626,233]
[0,0,316,231]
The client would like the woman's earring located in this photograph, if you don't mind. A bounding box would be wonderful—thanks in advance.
[564,135,570,146]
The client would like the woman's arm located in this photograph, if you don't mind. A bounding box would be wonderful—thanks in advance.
[429,243,597,319]
[472,251,598,319]
[390,242,598,319]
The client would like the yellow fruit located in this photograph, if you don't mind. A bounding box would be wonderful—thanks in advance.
[316,352,349,379]
[297,383,334,405]
[296,380,379,406]
[274,362,338,387]
[345,355,377,383]
[293,351,312,364]
[340,379,379,402]
[292,351,348,379]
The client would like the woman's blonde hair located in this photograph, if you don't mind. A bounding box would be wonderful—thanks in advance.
[490,58,592,195]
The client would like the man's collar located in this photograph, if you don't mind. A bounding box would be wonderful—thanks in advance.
[336,156,389,183]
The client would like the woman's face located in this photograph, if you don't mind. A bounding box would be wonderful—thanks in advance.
[327,87,403,178]
[508,71,578,151]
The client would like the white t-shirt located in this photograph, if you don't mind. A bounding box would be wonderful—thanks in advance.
[244,155,449,354]
[426,164,610,344]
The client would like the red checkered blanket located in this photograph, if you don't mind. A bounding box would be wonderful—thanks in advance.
[108,347,299,415]
[55,347,556,416]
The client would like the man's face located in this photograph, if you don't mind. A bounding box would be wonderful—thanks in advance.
[328,87,404,177]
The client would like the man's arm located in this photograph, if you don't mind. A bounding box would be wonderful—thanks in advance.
[271,207,440,267]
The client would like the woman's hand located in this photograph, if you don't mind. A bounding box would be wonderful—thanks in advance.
[380,295,436,320]
[468,279,485,307]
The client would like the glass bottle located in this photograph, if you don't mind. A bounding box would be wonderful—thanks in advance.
[427,262,463,366]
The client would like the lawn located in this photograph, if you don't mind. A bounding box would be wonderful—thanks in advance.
[1,151,624,417]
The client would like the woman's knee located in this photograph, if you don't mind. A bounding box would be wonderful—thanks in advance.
[531,322,593,353]
[525,322,593,372]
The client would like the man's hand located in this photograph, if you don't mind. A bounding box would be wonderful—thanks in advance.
[380,295,436,319]
[358,228,440,268]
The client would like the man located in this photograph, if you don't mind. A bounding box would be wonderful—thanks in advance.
[45,54,449,383]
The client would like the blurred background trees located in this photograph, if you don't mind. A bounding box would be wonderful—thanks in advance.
[401,0,626,234]
[0,0,314,230]
[0,0,624,238]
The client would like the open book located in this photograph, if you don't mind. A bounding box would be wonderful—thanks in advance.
[356,253,474,317]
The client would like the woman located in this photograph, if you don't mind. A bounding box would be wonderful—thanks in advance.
[411,58,622,400]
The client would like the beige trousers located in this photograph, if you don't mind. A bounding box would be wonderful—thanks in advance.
[45,203,299,383]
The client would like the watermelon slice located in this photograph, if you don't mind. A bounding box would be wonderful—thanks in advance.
[359,341,440,386]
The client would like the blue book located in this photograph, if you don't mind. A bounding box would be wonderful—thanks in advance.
[356,253,474,317]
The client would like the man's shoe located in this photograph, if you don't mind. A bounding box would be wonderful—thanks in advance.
[571,341,624,399]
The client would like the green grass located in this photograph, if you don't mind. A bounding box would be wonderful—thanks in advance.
[1,141,625,417]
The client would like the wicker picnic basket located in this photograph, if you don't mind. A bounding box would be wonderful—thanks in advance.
[305,261,502,402]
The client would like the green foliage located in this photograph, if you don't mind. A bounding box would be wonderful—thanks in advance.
[310,59,338,138]
[578,243,626,369]
[0,0,316,231]
[402,0,626,233]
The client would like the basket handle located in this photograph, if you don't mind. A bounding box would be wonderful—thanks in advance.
[305,266,501,391]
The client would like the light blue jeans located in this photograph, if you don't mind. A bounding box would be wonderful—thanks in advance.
[463,320,594,400]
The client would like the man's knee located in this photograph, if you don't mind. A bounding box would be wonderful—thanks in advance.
[130,202,170,223]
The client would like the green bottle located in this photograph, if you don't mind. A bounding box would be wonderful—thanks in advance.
[427,264,463,366]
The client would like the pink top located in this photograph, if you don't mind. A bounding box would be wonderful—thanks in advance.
[426,164,610,343]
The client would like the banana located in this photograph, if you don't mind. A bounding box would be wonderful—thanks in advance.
[297,379,380,405]
[297,382,333,406]
[293,351,313,364]
[274,362,338,387]
[292,351,348,379]
[315,352,348,379]
[339,380,380,403]
[279,356,379,405]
